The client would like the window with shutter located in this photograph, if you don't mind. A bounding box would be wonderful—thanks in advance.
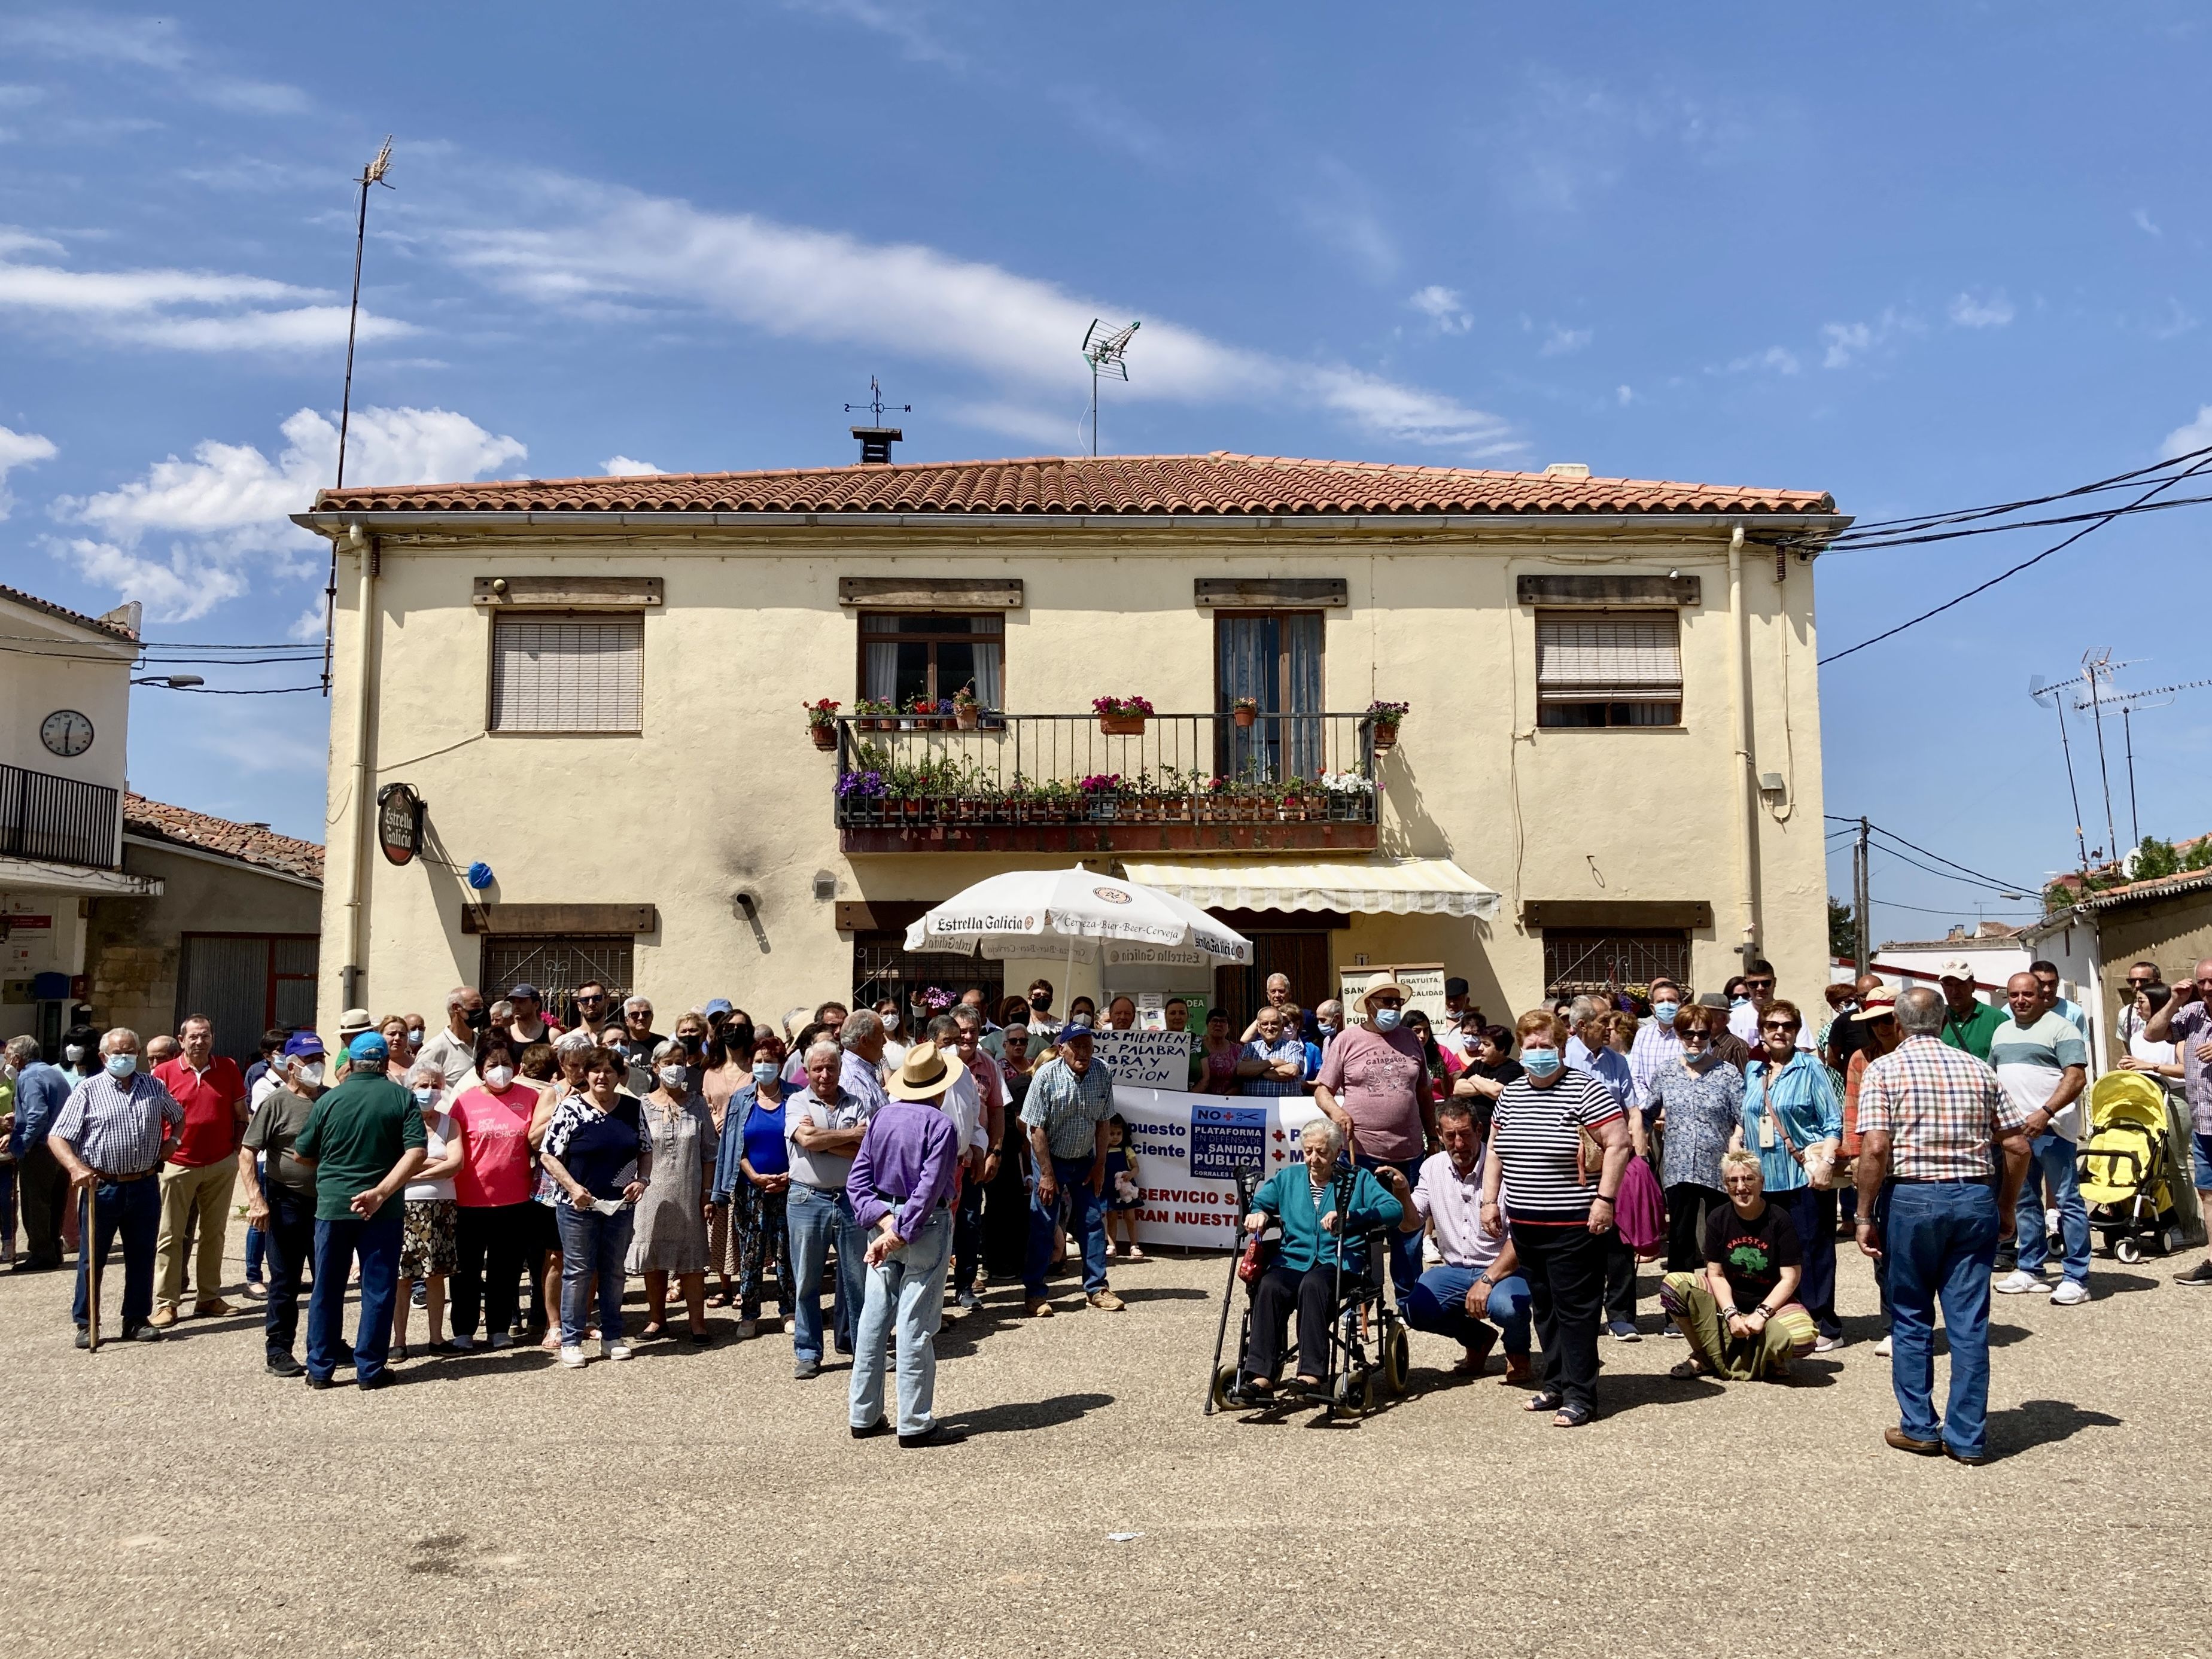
[489,614,644,733]
[1535,610,1682,728]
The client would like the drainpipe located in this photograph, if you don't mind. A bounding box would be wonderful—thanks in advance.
[1726,525,1758,969]
[339,521,375,1010]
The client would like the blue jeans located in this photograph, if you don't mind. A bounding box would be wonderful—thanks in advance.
[1404,1264,1531,1355]
[553,1201,634,1347]
[260,1184,317,1360]
[1774,1185,1842,1339]
[1356,1154,1425,1309]
[787,1183,864,1363]
[244,1154,267,1283]
[850,1207,953,1435]
[1024,1157,1108,1298]
[307,1206,404,1384]
[1883,1181,1999,1460]
[2014,1132,2091,1284]
[72,1175,161,1330]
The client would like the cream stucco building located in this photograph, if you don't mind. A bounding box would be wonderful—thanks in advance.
[298,451,1846,1035]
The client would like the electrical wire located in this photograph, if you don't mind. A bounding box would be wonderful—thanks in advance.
[142,683,327,696]
[1818,452,2212,666]
[1866,826,2036,896]
[1824,440,2212,540]
[1823,489,2212,552]
[1870,843,2025,898]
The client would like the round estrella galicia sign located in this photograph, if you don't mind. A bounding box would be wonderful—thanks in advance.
[1093,886,1133,905]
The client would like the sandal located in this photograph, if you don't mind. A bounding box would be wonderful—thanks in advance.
[1125,1245,1146,1262]
[1522,1389,1564,1414]
[1552,1404,1595,1428]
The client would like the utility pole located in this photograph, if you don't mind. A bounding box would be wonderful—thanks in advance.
[1852,816,1871,976]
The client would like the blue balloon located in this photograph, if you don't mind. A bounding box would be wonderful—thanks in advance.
[466,861,494,890]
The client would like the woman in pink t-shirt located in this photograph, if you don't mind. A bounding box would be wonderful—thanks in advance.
[448,1037,540,1351]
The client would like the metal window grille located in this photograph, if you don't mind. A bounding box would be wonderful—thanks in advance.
[1541,929,1692,997]
[490,615,644,732]
[479,936,635,1013]
[851,932,1004,1016]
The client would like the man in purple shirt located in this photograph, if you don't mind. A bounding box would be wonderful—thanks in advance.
[847,1042,965,1448]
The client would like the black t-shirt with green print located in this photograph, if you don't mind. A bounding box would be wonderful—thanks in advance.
[1702,1198,1801,1309]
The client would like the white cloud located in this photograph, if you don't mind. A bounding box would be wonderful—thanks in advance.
[1298,159,1399,283]
[2152,298,2198,341]
[1820,309,1917,369]
[600,454,666,476]
[777,0,964,68]
[1616,385,1634,406]
[52,406,525,620]
[1948,290,2015,329]
[1727,345,1800,375]
[943,399,1088,449]
[0,233,414,352]
[1539,324,1593,356]
[0,421,57,519]
[0,13,307,114]
[439,178,1514,453]
[2159,404,2212,460]
[1408,285,1471,334]
[2135,208,2162,238]
[1054,86,1170,163]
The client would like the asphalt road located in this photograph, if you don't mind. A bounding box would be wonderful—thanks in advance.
[6,1233,2208,1658]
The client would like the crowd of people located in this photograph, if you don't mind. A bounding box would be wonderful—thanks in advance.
[2,949,2203,1463]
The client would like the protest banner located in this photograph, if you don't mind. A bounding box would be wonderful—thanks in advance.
[1093,1028,1191,1090]
[1110,1084,1323,1249]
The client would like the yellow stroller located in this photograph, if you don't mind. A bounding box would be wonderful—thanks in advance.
[2076,1072,2184,1265]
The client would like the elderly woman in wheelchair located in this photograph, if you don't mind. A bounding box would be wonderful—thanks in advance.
[1223,1116,1410,1410]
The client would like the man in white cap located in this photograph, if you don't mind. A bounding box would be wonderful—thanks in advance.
[1933,963,2005,1063]
[846,1042,966,1448]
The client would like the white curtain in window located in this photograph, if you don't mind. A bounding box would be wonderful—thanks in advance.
[971,641,1002,708]
[864,642,899,702]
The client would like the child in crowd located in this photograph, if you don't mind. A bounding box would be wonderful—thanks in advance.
[1103,1113,1144,1261]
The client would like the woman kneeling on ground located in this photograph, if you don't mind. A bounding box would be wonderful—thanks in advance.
[1660,1148,1818,1381]
[1228,1117,1406,1405]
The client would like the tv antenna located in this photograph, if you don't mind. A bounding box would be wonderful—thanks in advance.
[2077,649,2128,867]
[2029,672,2091,873]
[1081,319,1139,456]
[2072,664,2212,855]
[326,133,394,700]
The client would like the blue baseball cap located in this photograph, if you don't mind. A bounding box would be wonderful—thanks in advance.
[347,1032,390,1066]
[282,1031,326,1060]
[704,998,734,1018]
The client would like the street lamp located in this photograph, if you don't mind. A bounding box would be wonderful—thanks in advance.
[132,674,205,689]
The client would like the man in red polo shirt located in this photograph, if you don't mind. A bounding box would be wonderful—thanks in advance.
[150,1014,249,1326]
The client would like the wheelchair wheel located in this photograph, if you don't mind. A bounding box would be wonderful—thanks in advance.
[2116,1237,2143,1265]
[1211,1365,1239,1410]
[1330,1371,1364,1420]
[1382,1326,1411,1395]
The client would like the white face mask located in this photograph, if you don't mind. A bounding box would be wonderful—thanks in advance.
[483,1065,515,1090]
[658,1064,690,1090]
[881,1012,900,1034]
[299,1061,326,1088]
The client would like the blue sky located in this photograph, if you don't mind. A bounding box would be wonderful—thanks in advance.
[1,2,2206,948]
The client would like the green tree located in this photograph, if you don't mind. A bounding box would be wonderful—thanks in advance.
[1828,896,1858,958]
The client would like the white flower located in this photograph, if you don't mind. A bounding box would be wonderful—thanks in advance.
[1319,771,1374,795]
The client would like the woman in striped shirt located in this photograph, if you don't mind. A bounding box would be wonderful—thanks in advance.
[1479,1009,1632,1427]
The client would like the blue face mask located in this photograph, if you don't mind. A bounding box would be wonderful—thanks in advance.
[752,1062,780,1086]
[104,1053,136,1079]
[411,1086,437,1106]
[1371,1008,1403,1033]
[1730,995,1750,1008]
[1523,1048,1563,1079]
[1653,1002,1680,1024]
[1318,1022,1337,1036]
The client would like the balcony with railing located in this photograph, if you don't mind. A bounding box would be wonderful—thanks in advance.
[0,762,122,870]
[832,711,1386,853]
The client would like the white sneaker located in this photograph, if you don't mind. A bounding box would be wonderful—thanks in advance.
[449,1334,476,1351]
[602,1338,634,1361]
[1875,1335,1892,1357]
[559,1345,588,1368]
[488,1334,513,1350]
[2050,1279,2092,1306]
[1813,1334,1845,1354]
[1994,1268,2049,1295]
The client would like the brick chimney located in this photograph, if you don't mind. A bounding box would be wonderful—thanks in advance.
[851,426,902,464]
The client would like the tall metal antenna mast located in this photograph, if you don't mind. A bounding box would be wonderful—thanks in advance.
[2030,674,2091,873]
[2080,649,2122,864]
[325,136,394,698]
[1081,319,1139,457]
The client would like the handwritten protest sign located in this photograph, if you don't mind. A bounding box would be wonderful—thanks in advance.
[1094,1028,1192,1091]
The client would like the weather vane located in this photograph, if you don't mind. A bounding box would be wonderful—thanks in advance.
[845,376,911,463]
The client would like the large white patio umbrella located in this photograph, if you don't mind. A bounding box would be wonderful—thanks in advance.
[902,864,1253,971]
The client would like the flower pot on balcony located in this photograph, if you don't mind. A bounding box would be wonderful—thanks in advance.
[955,705,980,729]
[810,726,838,751]
[1371,723,1399,751]
[1232,705,1257,729]
[1099,714,1147,737]
[1087,797,1120,823]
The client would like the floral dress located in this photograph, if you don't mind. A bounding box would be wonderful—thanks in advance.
[1649,1058,1745,1194]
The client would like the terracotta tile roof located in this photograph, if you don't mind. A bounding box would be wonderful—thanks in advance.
[123,794,324,884]
[314,452,1836,519]
[0,582,137,640]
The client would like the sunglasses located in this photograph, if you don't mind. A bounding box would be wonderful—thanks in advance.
[1681,1029,1711,1042]
[1760,1020,1800,1033]
[1745,979,1775,991]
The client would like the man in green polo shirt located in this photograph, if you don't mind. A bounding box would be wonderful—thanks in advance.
[293,1033,425,1390]
[1935,962,2006,1061]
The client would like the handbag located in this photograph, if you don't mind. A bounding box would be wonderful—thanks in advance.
[1614,1154,1668,1257]
[1237,1231,1269,1284]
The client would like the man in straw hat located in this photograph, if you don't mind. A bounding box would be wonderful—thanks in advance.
[1313,979,1436,1309]
[846,1042,966,1448]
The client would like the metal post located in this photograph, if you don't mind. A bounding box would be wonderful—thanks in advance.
[1852,817,1870,976]
[2052,693,2089,872]
[2086,659,2120,862]
[2123,705,2140,851]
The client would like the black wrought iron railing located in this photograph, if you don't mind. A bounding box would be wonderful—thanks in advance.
[832,711,1383,832]
[0,762,121,869]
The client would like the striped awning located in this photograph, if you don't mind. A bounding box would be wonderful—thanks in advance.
[1121,856,1501,921]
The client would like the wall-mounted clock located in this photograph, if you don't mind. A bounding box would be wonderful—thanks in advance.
[40,710,95,759]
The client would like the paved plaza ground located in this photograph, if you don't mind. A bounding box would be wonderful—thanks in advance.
[7,1235,2208,1658]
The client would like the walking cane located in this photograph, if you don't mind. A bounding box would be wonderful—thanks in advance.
[85,1178,101,1354]
[1203,1162,1258,1416]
